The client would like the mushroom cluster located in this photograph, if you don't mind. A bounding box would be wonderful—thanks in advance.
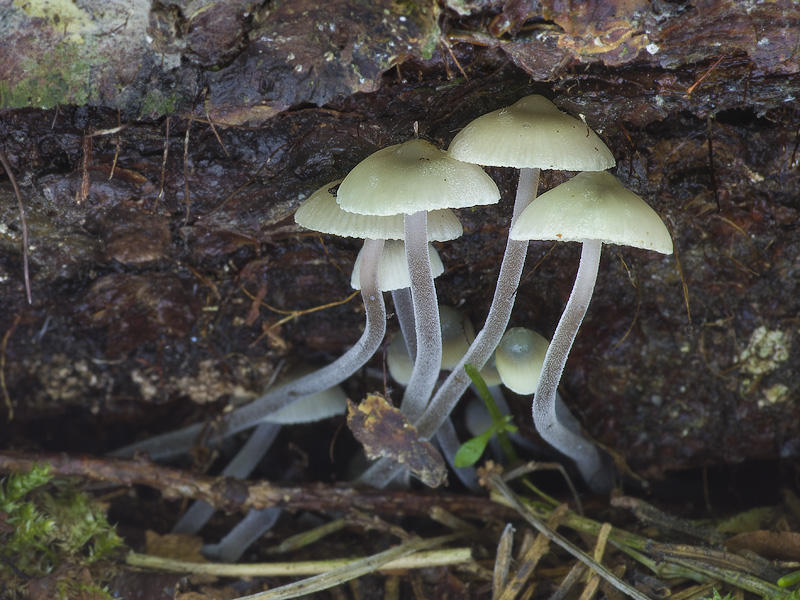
[114,95,674,553]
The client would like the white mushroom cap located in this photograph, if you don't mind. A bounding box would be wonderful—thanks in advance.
[439,306,476,370]
[448,95,615,171]
[509,171,673,254]
[496,328,549,395]
[262,371,348,424]
[387,334,414,386]
[479,351,503,387]
[295,179,463,241]
[336,139,501,216]
[386,305,478,384]
[350,240,444,291]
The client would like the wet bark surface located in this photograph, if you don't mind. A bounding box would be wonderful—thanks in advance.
[1,0,800,488]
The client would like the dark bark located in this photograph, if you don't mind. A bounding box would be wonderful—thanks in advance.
[0,0,799,482]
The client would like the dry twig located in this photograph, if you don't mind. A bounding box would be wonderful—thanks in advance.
[0,451,517,520]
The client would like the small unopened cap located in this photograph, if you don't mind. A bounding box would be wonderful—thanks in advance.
[496,328,549,395]
[387,335,414,386]
[263,370,347,424]
[351,239,444,291]
[337,139,500,216]
[480,352,503,387]
[440,306,475,371]
[510,171,674,254]
[296,179,463,241]
[448,95,615,171]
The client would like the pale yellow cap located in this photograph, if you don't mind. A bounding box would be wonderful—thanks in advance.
[350,240,444,292]
[295,179,463,241]
[439,306,476,371]
[336,139,500,216]
[510,171,673,254]
[448,95,615,171]
[387,334,414,386]
[496,328,549,395]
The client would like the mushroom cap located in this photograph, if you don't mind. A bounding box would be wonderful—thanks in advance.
[295,179,463,241]
[448,95,615,171]
[262,370,347,424]
[496,328,549,395]
[479,352,503,387]
[387,334,414,386]
[336,139,501,216]
[439,306,476,371]
[386,305,477,385]
[509,171,674,254]
[350,239,444,292]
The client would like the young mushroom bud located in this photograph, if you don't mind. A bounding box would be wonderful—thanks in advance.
[496,327,548,395]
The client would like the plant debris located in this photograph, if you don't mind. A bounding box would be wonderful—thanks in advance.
[347,393,448,488]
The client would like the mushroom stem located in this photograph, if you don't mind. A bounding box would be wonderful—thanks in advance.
[533,237,612,493]
[399,210,442,422]
[203,507,283,563]
[391,287,417,359]
[172,422,282,535]
[112,238,387,460]
[415,167,540,437]
[359,168,539,487]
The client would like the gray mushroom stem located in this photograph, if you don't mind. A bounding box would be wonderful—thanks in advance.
[415,167,539,438]
[111,238,387,460]
[172,422,282,535]
[533,238,611,493]
[399,210,442,422]
[359,168,539,487]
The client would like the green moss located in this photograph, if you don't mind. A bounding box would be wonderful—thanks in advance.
[0,43,94,109]
[140,89,180,117]
[420,31,439,60]
[0,464,122,599]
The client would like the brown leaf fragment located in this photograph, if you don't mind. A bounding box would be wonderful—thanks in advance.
[145,531,208,563]
[347,394,447,488]
[725,530,800,561]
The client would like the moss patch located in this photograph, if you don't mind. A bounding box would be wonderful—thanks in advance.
[0,43,94,109]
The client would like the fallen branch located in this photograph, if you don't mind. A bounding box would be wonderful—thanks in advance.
[0,451,517,520]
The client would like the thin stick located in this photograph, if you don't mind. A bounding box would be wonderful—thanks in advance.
[126,546,472,577]
[1,315,21,419]
[232,533,466,600]
[183,117,192,225]
[109,109,122,179]
[0,152,31,304]
[155,116,170,212]
[493,524,515,600]
[204,94,230,157]
[497,504,567,600]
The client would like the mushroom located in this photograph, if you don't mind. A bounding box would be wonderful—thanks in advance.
[337,139,500,422]
[496,327,549,395]
[509,170,673,492]
[111,179,460,460]
[404,96,616,453]
[350,239,444,293]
